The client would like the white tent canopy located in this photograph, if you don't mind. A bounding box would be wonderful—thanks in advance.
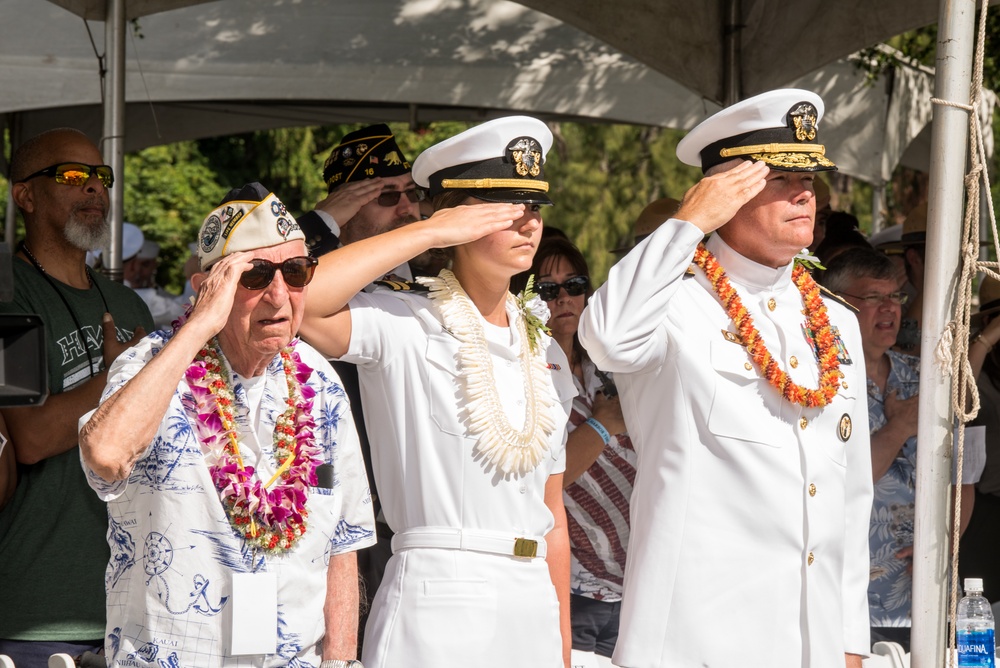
[1,1,992,664]
[518,0,1000,105]
[0,0,993,186]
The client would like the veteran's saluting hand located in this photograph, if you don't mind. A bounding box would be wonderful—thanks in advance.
[186,251,254,337]
[675,158,769,234]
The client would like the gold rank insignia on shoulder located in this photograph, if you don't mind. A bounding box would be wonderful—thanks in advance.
[838,413,852,442]
[373,277,430,294]
[818,285,858,313]
[721,329,744,346]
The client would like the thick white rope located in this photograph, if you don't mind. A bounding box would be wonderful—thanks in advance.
[928,1,998,662]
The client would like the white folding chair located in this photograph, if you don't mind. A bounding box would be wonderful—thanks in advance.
[861,641,910,668]
[47,654,75,668]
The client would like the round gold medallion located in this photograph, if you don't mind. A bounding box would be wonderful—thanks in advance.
[838,414,852,442]
[767,298,776,311]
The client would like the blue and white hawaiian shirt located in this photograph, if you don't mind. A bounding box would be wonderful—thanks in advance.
[81,331,376,667]
[867,350,920,628]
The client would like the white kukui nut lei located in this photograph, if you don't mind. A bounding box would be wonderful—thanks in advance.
[417,269,556,475]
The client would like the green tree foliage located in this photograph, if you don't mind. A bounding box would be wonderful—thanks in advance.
[197,127,326,218]
[542,123,701,283]
[123,142,226,293]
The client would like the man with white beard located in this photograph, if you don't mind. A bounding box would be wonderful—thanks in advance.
[0,128,152,666]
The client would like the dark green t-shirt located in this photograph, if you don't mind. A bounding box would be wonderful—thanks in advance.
[0,257,153,641]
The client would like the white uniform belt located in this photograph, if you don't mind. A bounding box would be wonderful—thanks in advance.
[390,528,547,559]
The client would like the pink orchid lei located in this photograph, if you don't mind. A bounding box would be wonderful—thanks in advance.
[185,337,320,555]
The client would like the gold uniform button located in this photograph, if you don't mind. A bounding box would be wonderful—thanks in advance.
[808,483,817,497]
[789,356,799,368]
[807,552,815,566]
[767,298,776,311]
[744,362,753,371]
[799,417,808,430]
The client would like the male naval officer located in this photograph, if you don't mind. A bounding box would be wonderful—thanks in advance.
[579,89,873,668]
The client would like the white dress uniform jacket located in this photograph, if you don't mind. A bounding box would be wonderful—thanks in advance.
[343,288,576,668]
[579,218,873,668]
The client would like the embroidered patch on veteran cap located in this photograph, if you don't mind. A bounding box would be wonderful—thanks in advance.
[676,88,837,174]
[411,115,554,205]
[322,123,411,189]
[198,183,304,270]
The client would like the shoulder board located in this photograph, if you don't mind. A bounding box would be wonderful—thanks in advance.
[819,285,858,313]
[372,278,430,294]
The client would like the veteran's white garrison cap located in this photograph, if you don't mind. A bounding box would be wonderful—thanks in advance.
[676,88,837,174]
[198,182,304,270]
[412,116,554,205]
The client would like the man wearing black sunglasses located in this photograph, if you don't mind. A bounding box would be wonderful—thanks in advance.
[79,183,374,667]
[0,128,154,665]
[298,124,421,275]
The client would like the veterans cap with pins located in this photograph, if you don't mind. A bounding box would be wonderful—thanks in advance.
[198,182,304,270]
[322,124,411,189]
[412,116,553,205]
[677,88,837,174]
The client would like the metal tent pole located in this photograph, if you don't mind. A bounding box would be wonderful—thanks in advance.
[102,0,126,282]
[911,0,977,665]
[722,0,741,106]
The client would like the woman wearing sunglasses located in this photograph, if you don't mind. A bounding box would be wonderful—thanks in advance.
[300,117,576,668]
[513,238,632,665]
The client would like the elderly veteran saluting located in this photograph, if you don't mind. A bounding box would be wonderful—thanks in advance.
[579,89,874,668]
[79,183,376,668]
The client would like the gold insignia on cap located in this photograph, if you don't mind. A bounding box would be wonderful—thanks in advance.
[720,143,826,158]
[385,151,403,166]
[748,152,835,170]
[838,414,852,442]
[789,102,819,142]
[508,137,543,177]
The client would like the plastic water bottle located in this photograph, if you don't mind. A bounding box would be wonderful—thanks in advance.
[957,578,996,667]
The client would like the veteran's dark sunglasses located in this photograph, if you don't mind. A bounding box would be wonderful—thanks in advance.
[536,276,590,302]
[240,256,318,290]
[376,188,425,207]
[17,162,115,189]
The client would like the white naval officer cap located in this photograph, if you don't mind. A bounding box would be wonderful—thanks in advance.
[676,88,837,174]
[197,182,304,270]
[122,222,144,261]
[412,116,554,205]
[136,239,160,261]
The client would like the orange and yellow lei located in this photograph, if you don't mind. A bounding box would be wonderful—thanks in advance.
[693,243,841,408]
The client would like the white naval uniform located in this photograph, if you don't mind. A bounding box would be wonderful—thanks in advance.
[579,218,873,668]
[342,287,575,668]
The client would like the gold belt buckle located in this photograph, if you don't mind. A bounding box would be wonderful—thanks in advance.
[513,537,538,558]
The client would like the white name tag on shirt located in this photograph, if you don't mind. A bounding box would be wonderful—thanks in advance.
[229,572,277,656]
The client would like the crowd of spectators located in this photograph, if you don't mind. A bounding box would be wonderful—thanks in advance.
[1,88,997,668]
